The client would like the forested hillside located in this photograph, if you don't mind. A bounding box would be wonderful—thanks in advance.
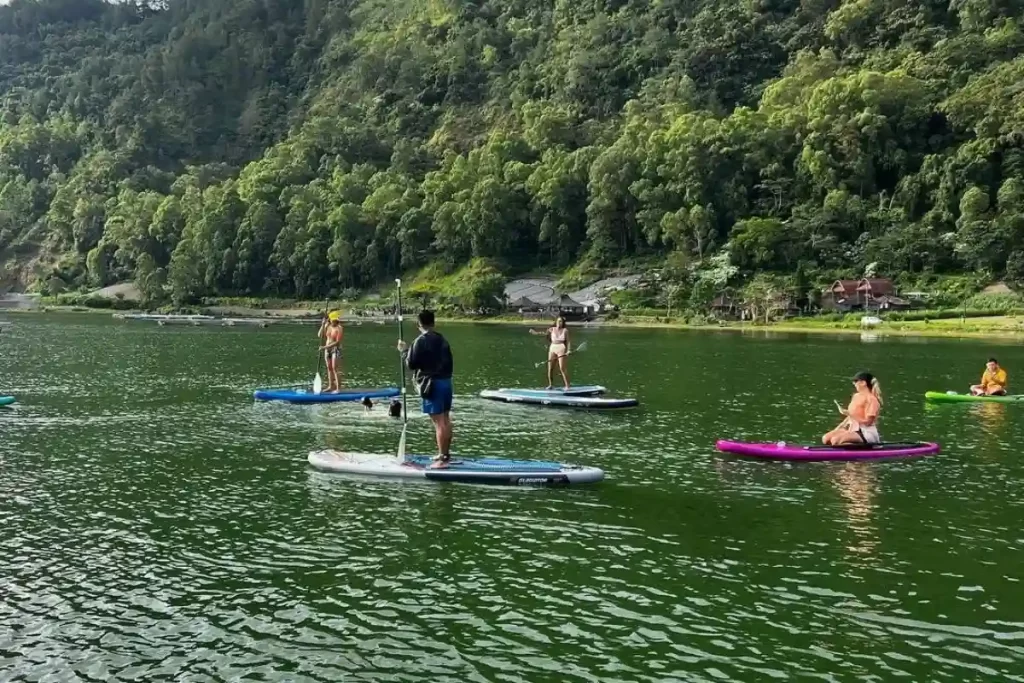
[0,0,1022,307]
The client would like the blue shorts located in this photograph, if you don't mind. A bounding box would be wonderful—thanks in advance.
[422,378,453,415]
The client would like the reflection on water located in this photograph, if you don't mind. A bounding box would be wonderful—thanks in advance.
[831,463,879,559]
[973,402,1006,437]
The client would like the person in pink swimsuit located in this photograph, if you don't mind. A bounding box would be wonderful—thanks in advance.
[530,316,571,390]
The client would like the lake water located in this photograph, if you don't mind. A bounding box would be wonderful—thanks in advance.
[2,315,1023,681]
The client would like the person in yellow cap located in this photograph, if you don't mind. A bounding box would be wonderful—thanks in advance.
[319,310,344,393]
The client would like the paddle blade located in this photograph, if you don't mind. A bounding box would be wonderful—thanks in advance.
[313,373,322,395]
[397,423,407,461]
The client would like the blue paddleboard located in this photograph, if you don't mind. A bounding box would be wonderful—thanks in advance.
[254,387,400,404]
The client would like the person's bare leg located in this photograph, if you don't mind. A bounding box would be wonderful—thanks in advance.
[546,357,555,389]
[429,414,446,460]
[831,429,863,446]
[326,359,337,392]
[441,413,452,455]
[558,356,570,390]
[822,428,847,445]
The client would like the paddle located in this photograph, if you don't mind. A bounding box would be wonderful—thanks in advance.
[534,340,588,368]
[313,299,329,394]
[395,279,409,461]
[834,403,850,430]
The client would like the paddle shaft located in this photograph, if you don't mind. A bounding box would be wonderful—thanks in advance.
[395,279,409,461]
[396,281,408,423]
[535,341,586,368]
[313,299,329,389]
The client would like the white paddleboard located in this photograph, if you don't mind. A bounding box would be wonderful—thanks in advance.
[308,450,604,486]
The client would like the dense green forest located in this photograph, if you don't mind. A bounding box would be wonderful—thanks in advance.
[0,0,1022,309]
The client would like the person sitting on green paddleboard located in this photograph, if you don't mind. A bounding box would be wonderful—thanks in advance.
[319,310,344,393]
[822,371,883,446]
[970,358,1007,396]
[529,316,571,390]
[397,310,454,467]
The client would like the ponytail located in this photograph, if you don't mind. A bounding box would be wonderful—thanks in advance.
[854,371,882,405]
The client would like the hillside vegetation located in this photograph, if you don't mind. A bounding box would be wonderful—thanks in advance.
[0,0,1022,308]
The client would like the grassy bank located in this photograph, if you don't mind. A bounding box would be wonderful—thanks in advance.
[14,298,1024,339]
[598,314,1024,339]
[439,312,1024,339]
[431,312,1024,339]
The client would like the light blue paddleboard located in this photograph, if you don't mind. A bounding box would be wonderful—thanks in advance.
[492,385,607,397]
[479,388,637,409]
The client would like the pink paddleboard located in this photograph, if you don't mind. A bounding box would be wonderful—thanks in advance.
[716,440,940,461]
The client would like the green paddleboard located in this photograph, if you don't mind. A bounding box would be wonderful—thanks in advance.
[925,391,1024,404]
[0,396,15,407]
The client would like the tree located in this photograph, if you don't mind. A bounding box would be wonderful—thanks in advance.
[742,274,793,324]
[86,245,111,287]
[954,186,998,272]
[1,0,1023,302]
[459,271,506,311]
[135,252,167,307]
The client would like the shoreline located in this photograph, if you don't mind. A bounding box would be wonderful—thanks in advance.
[8,304,1024,340]
[439,316,1024,339]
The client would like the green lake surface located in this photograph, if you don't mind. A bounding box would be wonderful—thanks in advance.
[2,314,1023,681]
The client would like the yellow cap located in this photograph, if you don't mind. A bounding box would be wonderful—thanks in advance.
[328,311,341,321]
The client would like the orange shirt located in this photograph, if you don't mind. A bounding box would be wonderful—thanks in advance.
[981,367,1007,390]
[847,392,880,426]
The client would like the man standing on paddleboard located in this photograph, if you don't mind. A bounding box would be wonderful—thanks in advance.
[319,310,344,393]
[397,310,454,467]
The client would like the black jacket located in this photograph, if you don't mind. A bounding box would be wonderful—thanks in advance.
[406,329,453,380]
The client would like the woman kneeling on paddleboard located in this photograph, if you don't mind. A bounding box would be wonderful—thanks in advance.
[822,371,882,446]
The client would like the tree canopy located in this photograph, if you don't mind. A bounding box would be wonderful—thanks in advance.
[0,0,1022,305]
